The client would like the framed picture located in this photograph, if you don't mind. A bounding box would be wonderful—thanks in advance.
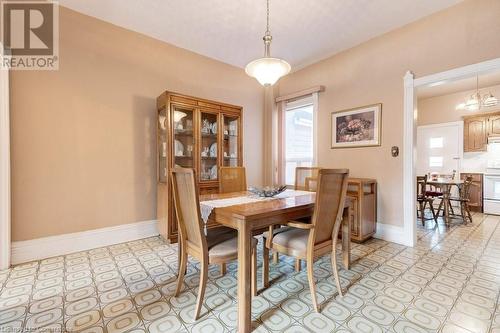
[331,103,382,148]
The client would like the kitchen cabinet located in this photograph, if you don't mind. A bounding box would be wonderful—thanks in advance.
[488,115,500,136]
[463,117,488,152]
[463,111,500,152]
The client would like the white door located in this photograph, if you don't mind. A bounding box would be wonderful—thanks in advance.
[417,122,463,201]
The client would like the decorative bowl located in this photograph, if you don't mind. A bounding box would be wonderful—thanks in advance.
[248,185,287,197]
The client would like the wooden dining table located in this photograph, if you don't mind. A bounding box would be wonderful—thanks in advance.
[427,178,464,225]
[200,191,352,333]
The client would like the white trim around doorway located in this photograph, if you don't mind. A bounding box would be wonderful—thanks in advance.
[403,57,500,247]
[0,51,10,270]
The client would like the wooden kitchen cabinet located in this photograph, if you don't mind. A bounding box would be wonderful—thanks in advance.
[488,115,500,136]
[464,117,488,152]
[460,173,483,213]
[463,111,500,152]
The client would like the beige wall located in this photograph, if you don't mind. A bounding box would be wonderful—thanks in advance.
[10,7,264,241]
[418,84,500,126]
[277,0,500,226]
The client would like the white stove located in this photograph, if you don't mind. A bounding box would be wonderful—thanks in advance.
[484,160,500,215]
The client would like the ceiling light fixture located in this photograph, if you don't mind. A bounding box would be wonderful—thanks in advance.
[245,0,291,86]
[456,76,499,111]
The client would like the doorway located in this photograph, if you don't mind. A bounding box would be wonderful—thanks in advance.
[403,57,500,247]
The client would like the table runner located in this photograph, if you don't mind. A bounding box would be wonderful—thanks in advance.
[200,189,312,223]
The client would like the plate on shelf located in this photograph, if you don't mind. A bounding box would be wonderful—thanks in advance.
[209,143,217,157]
[210,165,217,180]
[211,122,217,134]
[174,140,184,157]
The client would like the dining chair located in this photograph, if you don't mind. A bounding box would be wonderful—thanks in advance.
[263,166,321,270]
[219,166,247,193]
[170,168,258,320]
[295,167,322,191]
[262,168,350,312]
[448,175,473,224]
[416,175,437,225]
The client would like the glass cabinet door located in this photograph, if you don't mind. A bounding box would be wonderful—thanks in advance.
[222,114,240,167]
[172,106,195,169]
[200,111,219,181]
[158,108,168,183]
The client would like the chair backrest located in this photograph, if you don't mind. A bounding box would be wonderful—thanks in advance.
[295,167,322,191]
[170,168,206,250]
[310,169,349,245]
[460,175,474,200]
[416,175,428,197]
[219,167,247,193]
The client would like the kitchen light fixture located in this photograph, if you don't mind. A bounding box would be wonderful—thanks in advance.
[456,76,499,111]
[245,0,291,86]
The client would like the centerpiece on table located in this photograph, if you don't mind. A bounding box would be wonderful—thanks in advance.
[248,185,287,198]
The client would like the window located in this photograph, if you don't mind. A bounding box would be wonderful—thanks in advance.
[283,97,314,186]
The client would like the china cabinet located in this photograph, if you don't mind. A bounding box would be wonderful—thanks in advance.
[157,91,243,242]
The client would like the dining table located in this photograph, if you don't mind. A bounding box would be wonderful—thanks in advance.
[427,178,464,225]
[199,190,352,333]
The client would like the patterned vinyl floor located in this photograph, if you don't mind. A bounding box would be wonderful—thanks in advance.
[1,213,500,332]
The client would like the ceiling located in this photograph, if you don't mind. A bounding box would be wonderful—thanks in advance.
[59,0,463,70]
[418,71,500,99]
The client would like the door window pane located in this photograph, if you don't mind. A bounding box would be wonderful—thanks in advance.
[285,102,314,185]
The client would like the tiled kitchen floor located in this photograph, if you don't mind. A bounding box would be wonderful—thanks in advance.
[1,213,499,332]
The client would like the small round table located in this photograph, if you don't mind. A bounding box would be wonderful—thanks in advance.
[427,178,464,225]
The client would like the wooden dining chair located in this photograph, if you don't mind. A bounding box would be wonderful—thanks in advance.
[263,167,322,269]
[295,167,322,191]
[416,175,437,225]
[448,175,474,224]
[219,166,247,193]
[262,169,350,312]
[170,168,258,320]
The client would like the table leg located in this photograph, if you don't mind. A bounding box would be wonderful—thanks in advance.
[443,184,450,226]
[237,221,252,333]
[341,206,351,270]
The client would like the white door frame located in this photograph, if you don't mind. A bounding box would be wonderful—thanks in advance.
[403,57,500,247]
[0,45,10,269]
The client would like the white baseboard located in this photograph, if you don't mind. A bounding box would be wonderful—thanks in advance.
[373,222,410,246]
[11,220,159,265]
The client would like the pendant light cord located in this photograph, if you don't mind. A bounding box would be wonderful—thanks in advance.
[263,0,272,57]
[266,0,270,33]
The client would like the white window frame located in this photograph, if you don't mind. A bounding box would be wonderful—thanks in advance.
[279,93,318,186]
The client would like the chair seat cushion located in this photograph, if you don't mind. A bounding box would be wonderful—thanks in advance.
[272,228,309,253]
[425,191,443,197]
[262,226,292,239]
[206,227,257,260]
[206,227,238,249]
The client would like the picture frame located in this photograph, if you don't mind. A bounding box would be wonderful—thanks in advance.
[331,103,382,148]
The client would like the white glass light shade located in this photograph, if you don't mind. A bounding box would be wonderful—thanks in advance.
[483,93,499,107]
[245,57,291,86]
[464,94,480,111]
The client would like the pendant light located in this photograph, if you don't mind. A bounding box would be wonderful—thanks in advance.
[245,0,291,86]
[456,76,499,111]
